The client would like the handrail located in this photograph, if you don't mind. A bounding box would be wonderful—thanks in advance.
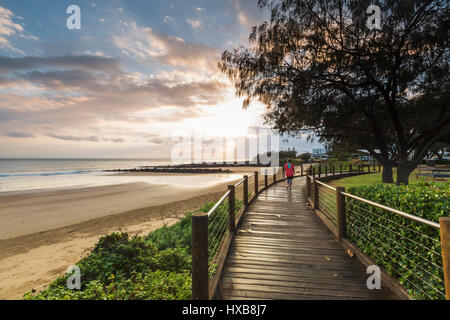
[234,179,245,187]
[304,166,449,300]
[316,180,337,191]
[195,162,385,300]
[341,191,440,229]
[207,190,230,217]
[193,164,305,300]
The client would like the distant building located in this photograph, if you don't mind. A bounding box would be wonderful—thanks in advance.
[356,150,380,161]
[312,148,327,158]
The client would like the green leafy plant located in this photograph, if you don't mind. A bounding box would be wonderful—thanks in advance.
[346,181,449,300]
[24,194,247,300]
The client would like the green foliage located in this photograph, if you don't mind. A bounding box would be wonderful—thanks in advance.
[346,181,449,300]
[279,150,297,161]
[348,181,449,221]
[145,213,192,253]
[299,153,312,162]
[26,212,194,300]
[25,271,191,300]
[25,195,247,300]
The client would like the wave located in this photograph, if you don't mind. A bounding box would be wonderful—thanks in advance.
[0,170,92,178]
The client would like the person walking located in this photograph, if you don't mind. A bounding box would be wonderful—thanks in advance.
[284,159,295,190]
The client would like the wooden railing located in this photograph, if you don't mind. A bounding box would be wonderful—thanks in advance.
[306,171,450,300]
[192,167,286,299]
[191,162,376,299]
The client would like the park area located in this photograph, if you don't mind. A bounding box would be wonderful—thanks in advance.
[325,167,449,299]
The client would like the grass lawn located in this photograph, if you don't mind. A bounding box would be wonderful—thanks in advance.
[328,169,440,188]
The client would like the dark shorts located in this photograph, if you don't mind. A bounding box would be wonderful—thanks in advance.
[287,176,293,184]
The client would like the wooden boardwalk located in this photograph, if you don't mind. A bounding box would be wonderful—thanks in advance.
[219,178,400,300]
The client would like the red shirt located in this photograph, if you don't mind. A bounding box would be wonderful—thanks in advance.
[284,163,295,177]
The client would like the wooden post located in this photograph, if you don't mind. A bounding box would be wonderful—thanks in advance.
[254,171,259,195]
[325,164,328,177]
[440,217,450,300]
[243,175,248,207]
[301,164,304,176]
[318,165,322,179]
[349,164,352,174]
[306,172,310,198]
[332,165,335,176]
[378,163,381,172]
[228,185,235,232]
[313,177,319,209]
[192,213,209,300]
[340,163,343,175]
[312,167,316,178]
[336,187,346,243]
[358,165,361,174]
[264,169,268,188]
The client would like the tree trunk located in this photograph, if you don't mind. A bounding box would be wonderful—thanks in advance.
[396,163,416,185]
[381,163,394,183]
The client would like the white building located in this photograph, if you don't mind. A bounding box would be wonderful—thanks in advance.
[312,148,327,158]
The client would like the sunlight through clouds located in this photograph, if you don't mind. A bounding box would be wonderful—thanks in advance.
[0,1,315,158]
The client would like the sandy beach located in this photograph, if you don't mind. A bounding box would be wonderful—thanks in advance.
[0,170,263,300]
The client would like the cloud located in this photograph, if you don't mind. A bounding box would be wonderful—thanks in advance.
[0,55,120,74]
[232,0,267,30]
[113,21,219,69]
[163,16,174,23]
[3,131,34,138]
[47,133,100,142]
[0,4,267,157]
[186,19,203,29]
[0,6,24,53]
[0,52,230,141]
[0,6,37,54]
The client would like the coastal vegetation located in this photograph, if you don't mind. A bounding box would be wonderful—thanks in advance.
[346,181,449,299]
[23,195,245,300]
[24,209,198,300]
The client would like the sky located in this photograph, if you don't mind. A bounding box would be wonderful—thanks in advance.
[0,0,324,159]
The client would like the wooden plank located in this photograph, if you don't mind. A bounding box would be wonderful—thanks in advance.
[224,290,345,300]
[224,266,369,280]
[228,257,366,272]
[228,254,360,268]
[218,178,402,300]
[222,277,393,296]
[230,246,352,259]
[233,236,339,248]
[222,283,396,300]
[222,272,370,288]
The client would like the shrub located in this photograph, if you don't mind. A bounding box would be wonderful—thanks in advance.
[25,211,194,300]
[25,271,191,300]
[346,181,449,300]
[145,213,192,253]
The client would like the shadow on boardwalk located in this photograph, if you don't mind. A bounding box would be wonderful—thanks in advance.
[219,177,401,300]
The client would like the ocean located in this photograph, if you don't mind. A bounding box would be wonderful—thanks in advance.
[0,159,241,193]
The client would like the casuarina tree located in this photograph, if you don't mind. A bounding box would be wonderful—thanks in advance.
[220,0,449,184]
